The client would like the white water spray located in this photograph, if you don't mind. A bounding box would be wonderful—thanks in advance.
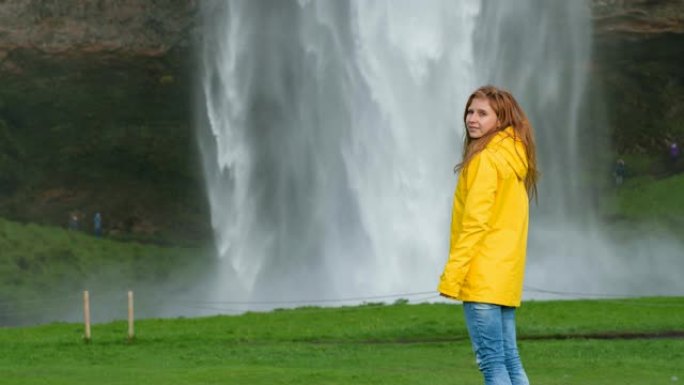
[197,0,684,309]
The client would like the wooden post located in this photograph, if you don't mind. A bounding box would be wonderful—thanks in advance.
[83,290,91,343]
[127,290,134,342]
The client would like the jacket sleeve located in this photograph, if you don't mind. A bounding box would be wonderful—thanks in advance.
[438,150,498,296]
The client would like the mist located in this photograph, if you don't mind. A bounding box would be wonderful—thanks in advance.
[192,0,681,312]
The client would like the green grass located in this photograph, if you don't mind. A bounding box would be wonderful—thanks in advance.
[613,173,684,221]
[0,298,682,384]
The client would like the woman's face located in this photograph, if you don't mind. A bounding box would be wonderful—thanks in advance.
[465,97,499,139]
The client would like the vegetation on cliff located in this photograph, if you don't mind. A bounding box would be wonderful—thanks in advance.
[0,47,210,245]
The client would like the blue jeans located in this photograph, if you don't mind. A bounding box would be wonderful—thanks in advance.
[463,302,529,385]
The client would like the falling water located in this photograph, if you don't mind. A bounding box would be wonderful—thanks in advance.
[196,0,684,309]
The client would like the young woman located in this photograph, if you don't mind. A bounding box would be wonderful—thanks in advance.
[438,85,539,385]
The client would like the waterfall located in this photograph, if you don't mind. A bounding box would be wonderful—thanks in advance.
[196,0,684,309]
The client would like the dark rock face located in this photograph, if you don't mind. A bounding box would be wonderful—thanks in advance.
[0,0,681,243]
[591,0,684,160]
[0,0,198,57]
[0,1,679,54]
[0,1,207,244]
[593,0,684,35]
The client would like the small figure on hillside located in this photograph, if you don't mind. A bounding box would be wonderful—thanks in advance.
[668,142,681,173]
[670,142,680,161]
[93,212,102,237]
[614,158,626,186]
[68,212,79,231]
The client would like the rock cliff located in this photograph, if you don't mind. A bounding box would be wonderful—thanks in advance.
[591,0,684,158]
[0,1,205,244]
[0,1,681,56]
[0,0,197,57]
[593,0,684,35]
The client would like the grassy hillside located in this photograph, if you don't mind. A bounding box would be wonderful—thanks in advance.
[0,298,681,384]
[0,217,212,326]
[613,174,684,221]
[602,173,684,235]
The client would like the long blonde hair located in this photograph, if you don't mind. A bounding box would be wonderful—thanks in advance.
[456,85,539,199]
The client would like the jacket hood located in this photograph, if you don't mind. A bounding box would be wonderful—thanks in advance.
[486,126,528,180]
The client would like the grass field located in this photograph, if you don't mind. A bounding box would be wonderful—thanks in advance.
[612,173,684,223]
[0,298,682,385]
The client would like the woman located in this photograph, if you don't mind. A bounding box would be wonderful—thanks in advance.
[438,85,539,385]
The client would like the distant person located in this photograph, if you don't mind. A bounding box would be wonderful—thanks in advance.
[670,142,680,166]
[614,158,626,186]
[68,212,79,231]
[438,86,538,385]
[93,212,102,237]
[671,142,680,159]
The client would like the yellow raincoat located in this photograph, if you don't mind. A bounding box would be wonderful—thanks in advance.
[438,127,529,307]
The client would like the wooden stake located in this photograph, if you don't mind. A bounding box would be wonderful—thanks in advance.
[83,290,91,343]
[127,290,135,342]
